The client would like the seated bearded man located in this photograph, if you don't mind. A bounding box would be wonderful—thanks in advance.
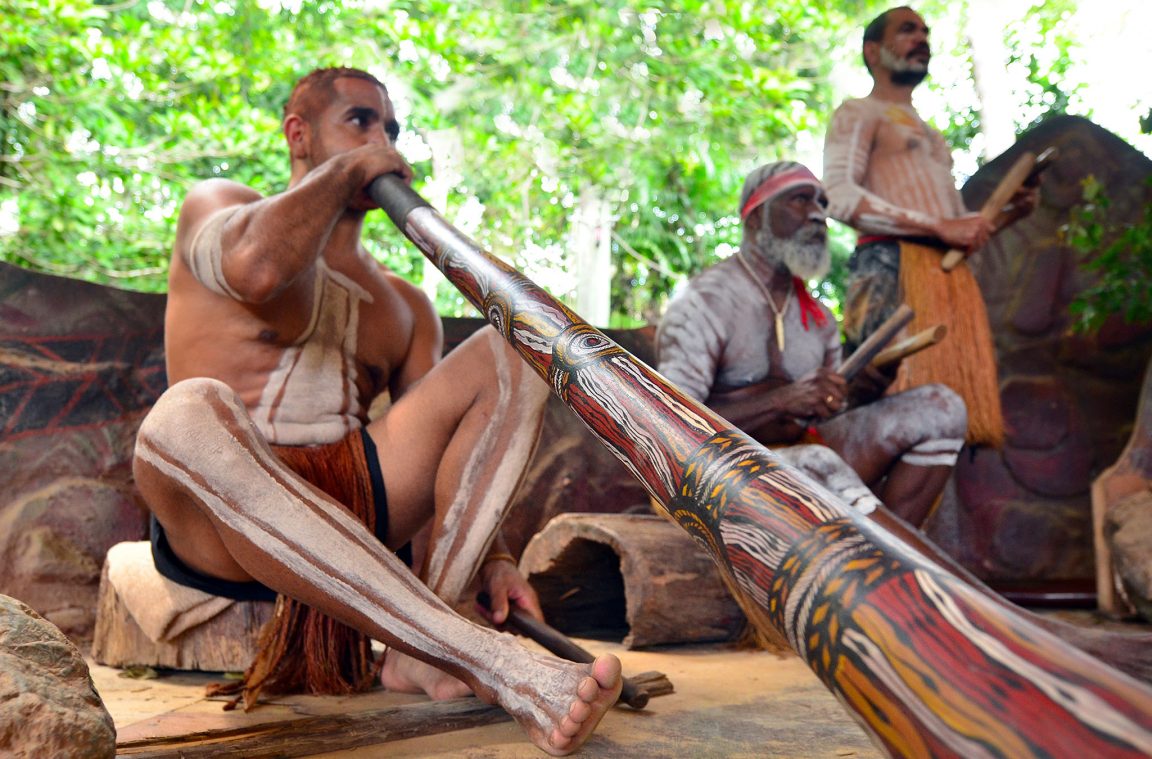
[656,160,967,527]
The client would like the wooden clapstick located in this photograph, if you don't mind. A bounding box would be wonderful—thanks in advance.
[871,324,947,369]
[941,146,1057,271]
[940,151,1036,271]
[990,146,1058,230]
[476,593,670,709]
[837,304,913,381]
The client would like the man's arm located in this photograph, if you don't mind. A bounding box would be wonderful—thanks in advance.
[707,317,845,443]
[658,282,848,444]
[388,275,444,400]
[477,532,544,625]
[997,183,1041,229]
[655,287,727,403]
[175,143,411,305]
[823,100,993,252]
[845,363,896,407]
[707,369,847,445]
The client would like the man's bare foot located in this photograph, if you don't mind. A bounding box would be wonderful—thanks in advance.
[501,653,622,757]
[379,648,473,700]
[547,655,623,755]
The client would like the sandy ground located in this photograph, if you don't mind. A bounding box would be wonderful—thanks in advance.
[97,638,882,758]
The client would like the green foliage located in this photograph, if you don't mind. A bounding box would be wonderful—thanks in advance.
[0,0,1090,326]
[1062,175,1152,331]
[384,2,858,323]
[922,2,983,155]
[1,0,859,320]
[1004,0,1082,133]
[1,0,295,288]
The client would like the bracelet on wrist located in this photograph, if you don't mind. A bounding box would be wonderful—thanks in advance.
[483,552,518,567]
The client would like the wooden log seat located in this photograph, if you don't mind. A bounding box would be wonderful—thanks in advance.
[519,513,746,648]
[92,542,272,673]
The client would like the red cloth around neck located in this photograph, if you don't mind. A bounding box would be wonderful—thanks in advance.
[793,277,827,330]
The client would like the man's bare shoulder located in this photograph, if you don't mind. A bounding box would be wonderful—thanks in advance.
[830,96,884,127]
[170,180,259,256]
[186,177,262,202]
[381,268,440,328]
[179,179,261,225]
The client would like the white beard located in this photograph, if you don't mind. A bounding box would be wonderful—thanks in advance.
[879,46,928,74]
[753,226,830,282]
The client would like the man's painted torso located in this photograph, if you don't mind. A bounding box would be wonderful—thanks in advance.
[165,241,414,447]
[824,95,967,234]
[250,261,373,445]
[656,255,840,402]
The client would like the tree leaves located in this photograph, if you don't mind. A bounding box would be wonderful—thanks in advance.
[1063,175,1152,332]
[1,0,1086,326]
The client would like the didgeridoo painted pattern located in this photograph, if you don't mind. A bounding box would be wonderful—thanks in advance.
[368,176,1152,758]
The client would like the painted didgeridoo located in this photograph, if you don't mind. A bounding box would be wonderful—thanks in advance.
[368,175,1152,758]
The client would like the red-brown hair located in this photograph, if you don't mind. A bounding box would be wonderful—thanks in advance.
[283,67,387,125]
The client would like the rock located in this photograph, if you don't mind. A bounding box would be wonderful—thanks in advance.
[0,594,115,758]
[1106,491,1152,621]
[1000,377,1070,451]
[0,262,163,640]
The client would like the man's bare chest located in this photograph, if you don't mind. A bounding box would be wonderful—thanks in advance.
[303,265,410,382]
[872,107,947,164]
[247,266,407,443]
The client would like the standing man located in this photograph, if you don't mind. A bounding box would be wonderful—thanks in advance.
[657,161,967,527]
[134,67,620,756]
[823,6,1037,447]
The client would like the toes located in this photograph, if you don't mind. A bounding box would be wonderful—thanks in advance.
[591,654,622,688]
[549,728,572,750]
[577,675,599,703]
[568,698,592,724]
[558,715,582,739]
[526,658,623,757]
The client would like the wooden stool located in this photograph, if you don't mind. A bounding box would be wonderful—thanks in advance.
[519,513,745,648]
[91,543,273,673]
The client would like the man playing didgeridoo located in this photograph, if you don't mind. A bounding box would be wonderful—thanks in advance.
[823,6,1038,448]
[133,67,620,755]
[657,161,967,527]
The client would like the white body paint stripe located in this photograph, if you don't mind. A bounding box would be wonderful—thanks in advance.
[187,208,243,299]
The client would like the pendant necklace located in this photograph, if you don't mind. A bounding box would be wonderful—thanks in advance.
[737,251,792,352]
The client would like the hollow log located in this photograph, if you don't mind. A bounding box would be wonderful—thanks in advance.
[518,513,746,648]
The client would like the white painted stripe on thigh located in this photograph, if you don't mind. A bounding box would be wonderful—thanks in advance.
[909,437,964,455]
[902,451,961,467]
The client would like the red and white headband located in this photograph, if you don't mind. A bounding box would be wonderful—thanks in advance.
[739,166,822,220]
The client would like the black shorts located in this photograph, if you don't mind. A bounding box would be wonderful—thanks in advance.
[150,427,409,602]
